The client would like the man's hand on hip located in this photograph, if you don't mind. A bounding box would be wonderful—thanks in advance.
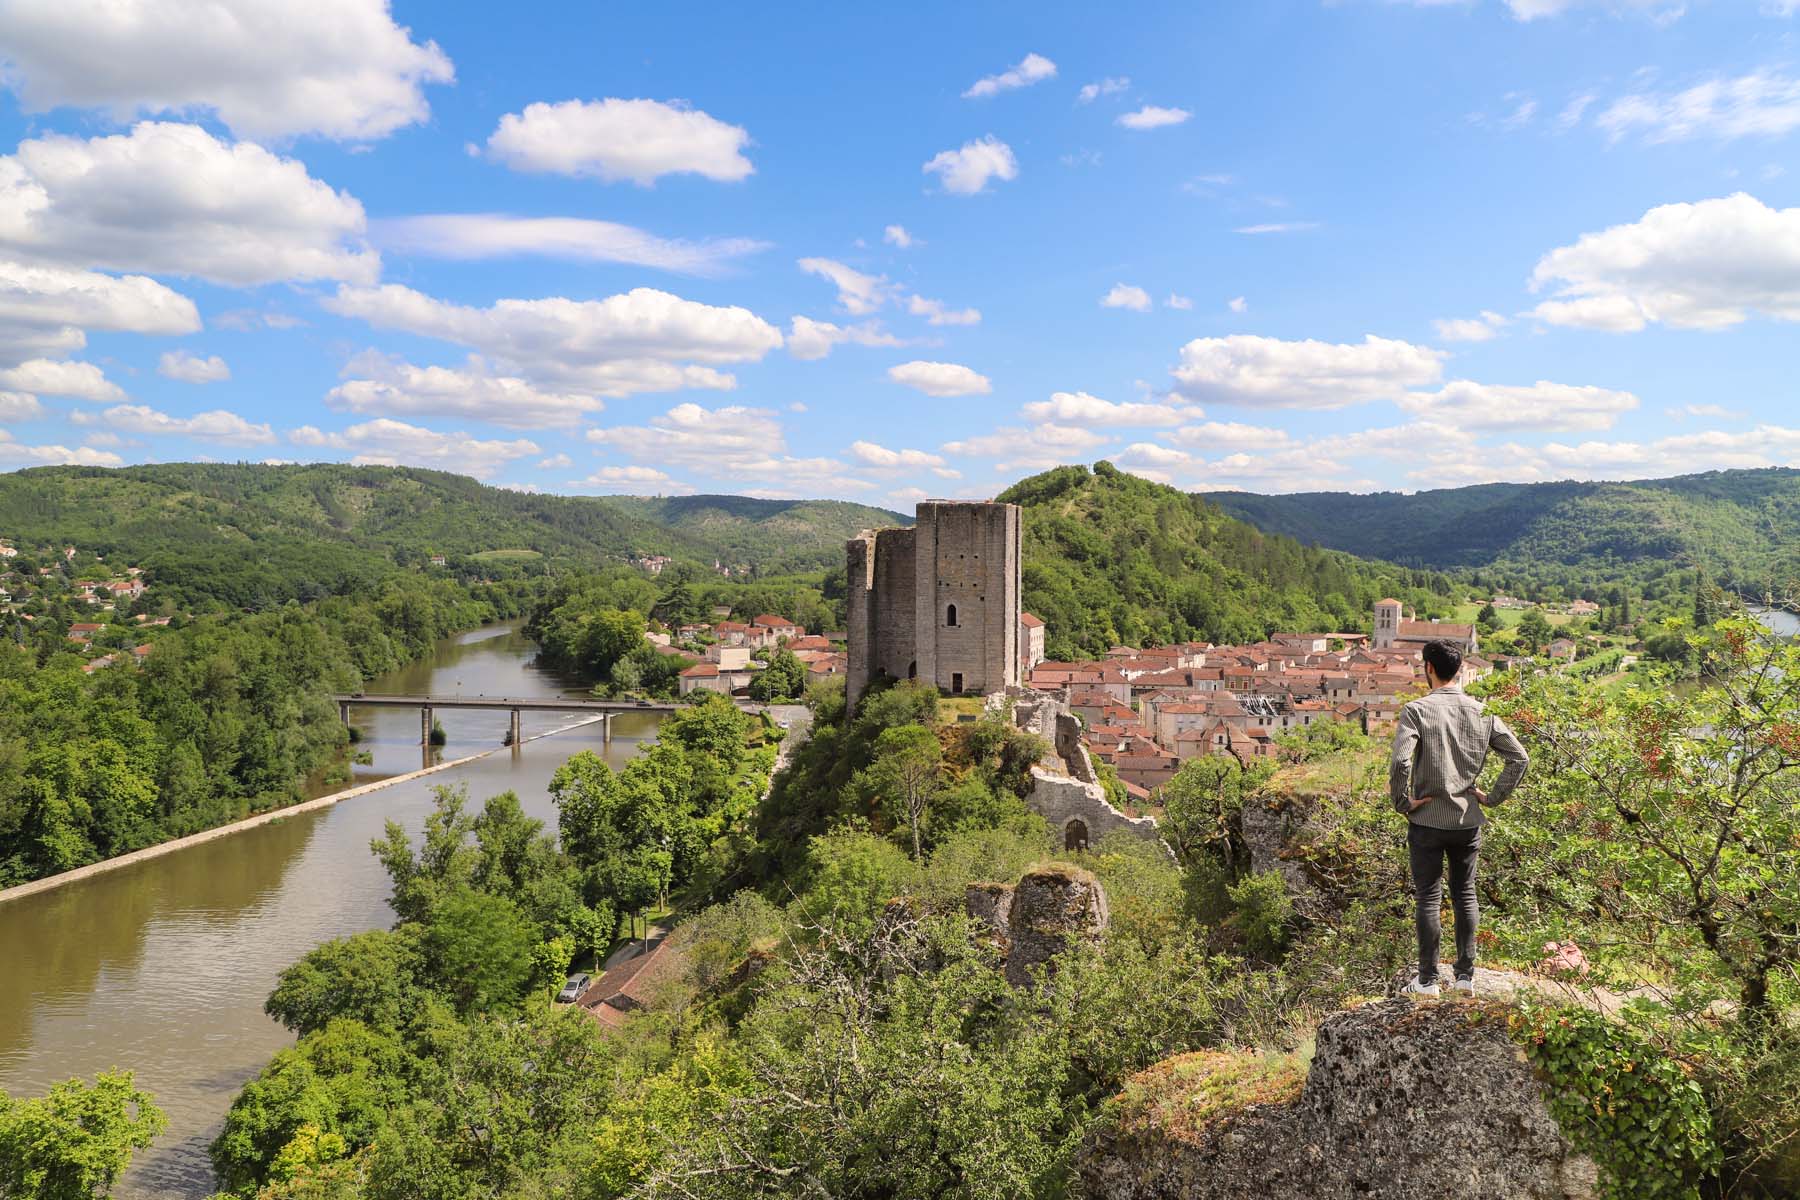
[1470,786,1489,806]
[1407,795,1434,813]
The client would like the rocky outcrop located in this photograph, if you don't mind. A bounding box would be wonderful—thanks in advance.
[1238,791,1330,916]
[1391,961,1722,1021]
[1078,994,1602,1200]
[964,863,1110,988]
[1004,864,1110,987]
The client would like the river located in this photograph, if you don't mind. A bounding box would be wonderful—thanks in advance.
[1752,604,1800,639]
[0,623,663,1198]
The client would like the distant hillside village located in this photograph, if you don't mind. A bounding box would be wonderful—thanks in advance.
[0,538,172,674]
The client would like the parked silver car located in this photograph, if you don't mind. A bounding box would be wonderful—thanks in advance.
[555,972,591,1004]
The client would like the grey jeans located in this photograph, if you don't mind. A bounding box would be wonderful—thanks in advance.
[1408,822,1480,984]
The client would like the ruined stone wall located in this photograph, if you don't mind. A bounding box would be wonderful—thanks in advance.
[1027,766,1167,852]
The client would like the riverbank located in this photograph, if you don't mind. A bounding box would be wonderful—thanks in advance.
[0,715,607,908]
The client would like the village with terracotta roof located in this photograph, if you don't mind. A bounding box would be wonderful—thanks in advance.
[1024,598,1486,800]
[654,611,851,696]
[1,538,177,672]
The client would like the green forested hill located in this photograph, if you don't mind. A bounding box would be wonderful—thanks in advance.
[1003,462,1455,658]
[0,464,903,608]
[1202,468,1800,594]
[592,494,907,572]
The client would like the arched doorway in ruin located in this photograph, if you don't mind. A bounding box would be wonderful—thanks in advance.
[1064,819,1089,852]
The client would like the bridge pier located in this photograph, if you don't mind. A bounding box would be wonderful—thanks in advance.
[509,708,521,747]
[421,705,433,747]
[338,701,349,727]
[602,712,611,744]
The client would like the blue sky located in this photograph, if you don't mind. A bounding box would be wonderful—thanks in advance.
[0,0,1796,507]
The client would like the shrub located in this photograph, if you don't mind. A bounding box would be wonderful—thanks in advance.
[1507,1003,1720,1200]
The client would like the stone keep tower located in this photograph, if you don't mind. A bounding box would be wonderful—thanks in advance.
[846,500,1022,709]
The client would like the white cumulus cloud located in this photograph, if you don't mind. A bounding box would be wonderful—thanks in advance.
[1100,283,1152,312]
[1117,105,1191,130]
[571,464,693,495]
[1078,77,1130,103]
[291,418,539,479]
[1396,380,1639,432]
[941,423,1107,472]
[962,53,1057,99]
[0,0,452,141]
[588,402,870,494]
[323,282,782,397]
[88,403,274,444]
[884,224,916,248]
[1529,193,1800,331]
[923,136,1018,195]
[0,430,122,466]
[0,260,197,365]
[798,257,892,315]
[785,316,901,361]
[849,440,950,470]
[1166,420,1295,451]
[484,98,752,185]
[1432,311,1509,342]
[1020,391,1202,427]
[907,294,980,326]
[0,121,378,286]
[0,357,122,400]
[158,350,229,384]
[1171,334,1446,409]
[327,352,601,429]
[887,360,992,397]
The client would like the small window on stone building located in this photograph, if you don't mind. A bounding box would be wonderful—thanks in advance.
[946,603,958,627]
[1065,819,1089,852]
[952,671,964,693]
[908,661,917,679]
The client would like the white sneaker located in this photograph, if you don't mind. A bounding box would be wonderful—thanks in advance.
[1401,976,1441,997]
[1452,976,1475,995]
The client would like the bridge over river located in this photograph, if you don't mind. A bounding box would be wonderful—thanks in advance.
[334,692,679,745]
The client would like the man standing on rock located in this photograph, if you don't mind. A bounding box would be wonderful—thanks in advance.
[1389,639,1529,997]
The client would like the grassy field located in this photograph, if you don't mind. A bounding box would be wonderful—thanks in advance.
[1451,602,1574,628]
[471,548,543,562]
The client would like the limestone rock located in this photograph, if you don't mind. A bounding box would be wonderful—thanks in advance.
[1077,995,1601,1200]
[1391,962,1695,1020]
[964,880,1014,956]
[1004,863,1109,988]
[1239,792,1327,915]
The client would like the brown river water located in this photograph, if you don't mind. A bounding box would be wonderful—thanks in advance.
[0,623,664,1197]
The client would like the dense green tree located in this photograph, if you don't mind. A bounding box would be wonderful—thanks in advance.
[853,725,944,859]
[1515,608,1554,653]
[1488,618,1800,1013]
[422,891,538,1014]
[551,752,677,930]
[0,1071,166,1199]
[748,648,805,702]
[265,928,427,1037]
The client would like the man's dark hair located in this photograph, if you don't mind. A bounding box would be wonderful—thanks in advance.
[1422,639,1463,683]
